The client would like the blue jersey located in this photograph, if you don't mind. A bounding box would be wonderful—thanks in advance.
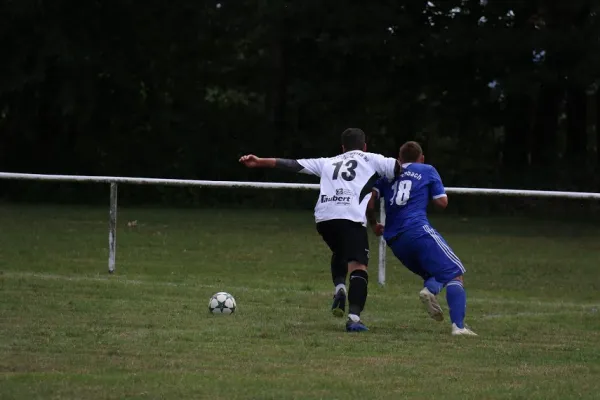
[374,163,446,242]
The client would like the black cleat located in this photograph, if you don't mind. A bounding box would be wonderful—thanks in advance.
[331,289,347,318]
[346,319,369,332]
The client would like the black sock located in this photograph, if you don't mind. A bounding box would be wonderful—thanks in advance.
[348,269,368,316]
[331,253,347,288]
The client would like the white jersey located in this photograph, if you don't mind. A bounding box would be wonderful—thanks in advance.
[297,151,398,225]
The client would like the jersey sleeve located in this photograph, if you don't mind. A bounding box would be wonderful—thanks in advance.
[372,154,398,180]
[429,167,447,199]
[296,158,326,177]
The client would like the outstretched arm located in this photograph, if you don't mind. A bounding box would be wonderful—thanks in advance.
[239,155,304,173]
[240,154,325,176]
[275,158,304,172]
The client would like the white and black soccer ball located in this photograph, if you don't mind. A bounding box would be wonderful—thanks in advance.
[208,292,236,314]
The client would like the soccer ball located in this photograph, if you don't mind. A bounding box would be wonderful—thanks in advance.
[208,292,236,314]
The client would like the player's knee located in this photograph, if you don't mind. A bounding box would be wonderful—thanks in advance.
[348,261,367,273]
[443,275,465,289]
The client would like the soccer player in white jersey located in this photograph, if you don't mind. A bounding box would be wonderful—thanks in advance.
[239,128,401,332]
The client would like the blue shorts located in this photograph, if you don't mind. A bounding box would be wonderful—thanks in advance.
[387,225,465,284]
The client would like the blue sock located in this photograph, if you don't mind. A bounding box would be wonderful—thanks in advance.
[424,277,444,295]
[446,280,466,329]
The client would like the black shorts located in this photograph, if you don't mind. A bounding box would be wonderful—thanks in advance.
[316,219,370,267]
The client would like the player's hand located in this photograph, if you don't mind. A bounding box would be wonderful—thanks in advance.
[372,223,384,237]
[239,154,261,168]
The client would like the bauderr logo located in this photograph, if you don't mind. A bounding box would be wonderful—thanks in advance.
[320,194,351,203]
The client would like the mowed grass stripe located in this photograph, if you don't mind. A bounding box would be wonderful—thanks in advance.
[2,271,600,310]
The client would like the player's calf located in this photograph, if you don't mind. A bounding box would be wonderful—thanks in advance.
[446,277,476,335]
[424,276,443,295]
[346,262,369,332]
[330,254,347,317]
[331,253,347,292]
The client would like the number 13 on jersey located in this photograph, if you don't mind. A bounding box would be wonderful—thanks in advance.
[390,180,412,206]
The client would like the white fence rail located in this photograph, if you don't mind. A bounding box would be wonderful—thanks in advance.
[2,172,600,284]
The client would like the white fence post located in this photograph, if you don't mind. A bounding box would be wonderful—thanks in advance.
[378,198,387,286]
[108,183,118,274]
[0,172,599,281]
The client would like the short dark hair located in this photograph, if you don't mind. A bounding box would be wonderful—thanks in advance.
[341,128,366,151]
[399,141,423,162]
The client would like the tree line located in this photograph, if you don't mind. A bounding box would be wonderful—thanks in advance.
[1,1,599,212]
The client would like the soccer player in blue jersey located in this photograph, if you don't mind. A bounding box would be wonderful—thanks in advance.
[367,141,477,336]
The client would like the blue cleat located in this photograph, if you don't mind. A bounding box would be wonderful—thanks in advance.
[331,289,346,318]
[346,319,369,332]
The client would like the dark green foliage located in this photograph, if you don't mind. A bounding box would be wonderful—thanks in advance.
[1,1,599,207]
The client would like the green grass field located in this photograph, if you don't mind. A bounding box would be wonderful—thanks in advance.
[1,204,599,399]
